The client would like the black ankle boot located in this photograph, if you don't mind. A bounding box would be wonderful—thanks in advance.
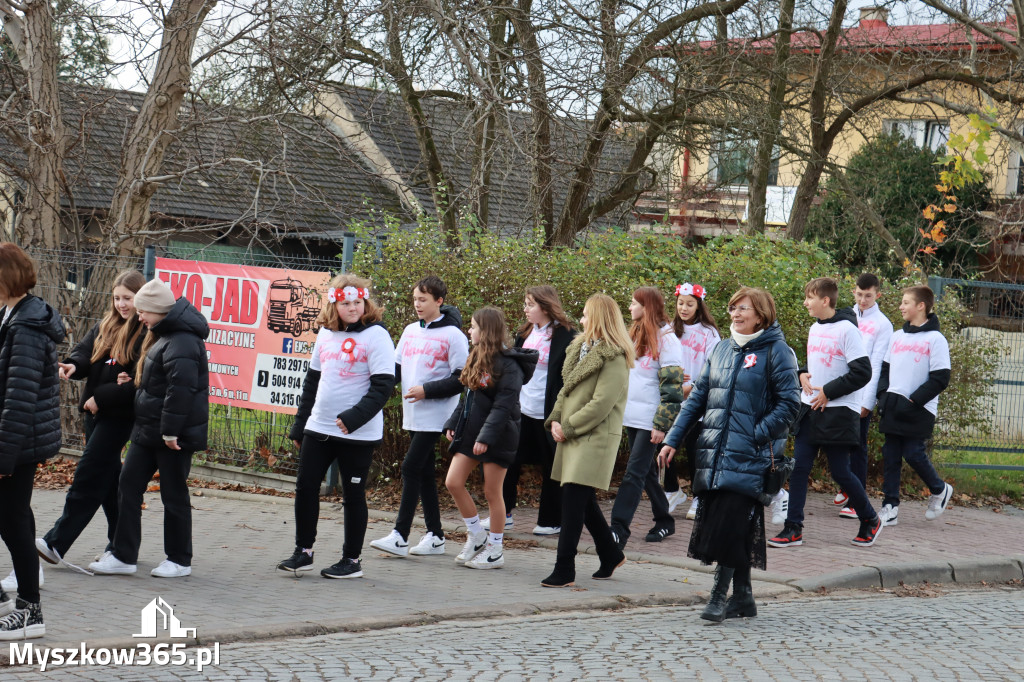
[700,565,734,623]
[592,549,626,579]
[726,565,756,619]
[541,558,576,587]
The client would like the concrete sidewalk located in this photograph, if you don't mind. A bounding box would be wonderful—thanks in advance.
[4,485,1022,658]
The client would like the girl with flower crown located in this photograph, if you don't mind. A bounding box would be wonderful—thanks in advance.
[277,274,396,580]
[665,282,721,520]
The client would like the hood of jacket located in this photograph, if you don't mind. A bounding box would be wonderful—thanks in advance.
[902,312,940,334]
[344,320,388,334]
[151,298,210,339]
[502,346,538,385]
[424,304,463,330]
[9,295,66,344]
[727,320,785,352]
[817,306,858,326]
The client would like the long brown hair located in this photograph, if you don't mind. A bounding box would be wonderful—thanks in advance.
[673,295,721,339]
[517,285,573,339]
[628,287,668,360]
[461,306,507,390]
[581,294,635,368]
[315,273,383,331]
[92,270,147,366]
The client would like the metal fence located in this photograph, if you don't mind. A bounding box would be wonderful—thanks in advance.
[33,242,357,475]
[930,276,1024,472]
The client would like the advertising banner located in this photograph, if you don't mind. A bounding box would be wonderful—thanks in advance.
[155,258,332,414]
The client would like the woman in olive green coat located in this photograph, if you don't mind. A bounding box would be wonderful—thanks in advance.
[543,294,634,587]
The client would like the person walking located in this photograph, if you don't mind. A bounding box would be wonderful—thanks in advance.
[0,243,66,641]
[37,270,147,572]
[658,287,800,623]
[541,294,633,588]
[90,279,209,578]
[277,275,396,579]
[444,307,537,570]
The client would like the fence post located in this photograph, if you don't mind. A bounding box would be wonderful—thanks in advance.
[341,232,355,273]
[143,245,157,281]
[928,275,944,301]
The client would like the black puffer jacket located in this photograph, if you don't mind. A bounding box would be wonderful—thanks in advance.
[664,322,801,500]
[0,295,66,474]
[133,298,209,452]
[65,322,146,420]
[444,347,538,467]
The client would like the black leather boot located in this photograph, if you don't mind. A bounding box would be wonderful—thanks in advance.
[700,565,734,623]
[726,564,757,619]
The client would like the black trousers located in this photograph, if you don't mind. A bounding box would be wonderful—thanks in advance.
[111,443,193,566]
[294,433,375,560]
[664,423,701,493]
[0,463,39,603]
[501,416,562,527]
[44,414,131,557]
[556,483,618,577]
[394,431,444,539]
[610,428,673,540]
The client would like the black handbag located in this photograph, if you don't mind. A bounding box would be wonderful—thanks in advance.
[764,439,795,496]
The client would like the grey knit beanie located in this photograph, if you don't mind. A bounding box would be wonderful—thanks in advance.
[134,279,176,314]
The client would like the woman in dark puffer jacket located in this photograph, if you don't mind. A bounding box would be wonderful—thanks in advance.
[90,278,209,579]
[659,287,800,623]
[0,243,66,641]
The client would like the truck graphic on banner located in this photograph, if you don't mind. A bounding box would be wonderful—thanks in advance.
[266,278,321,336]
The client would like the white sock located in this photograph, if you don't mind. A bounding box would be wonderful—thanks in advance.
[489,533,503,548]
[465,516,482,535]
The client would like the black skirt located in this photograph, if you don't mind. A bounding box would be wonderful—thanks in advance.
[687,489,766,570]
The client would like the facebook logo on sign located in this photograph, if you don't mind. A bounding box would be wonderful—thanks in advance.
[282,338,293,354]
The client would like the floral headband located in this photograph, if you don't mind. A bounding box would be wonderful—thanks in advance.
[328,285,368,303]
[675,283,706,299]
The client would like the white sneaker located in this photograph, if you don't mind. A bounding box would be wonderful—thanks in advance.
[151,560,191,578]
[0,566,44,591]
[88,552,137,575]
[833,491,849,506]
[35,539,61,565]
[369,530,409,557]
[480,515,513,531]
[465,542,504,569]
[455,530,488,565]
[666,490,687,514]
[770,490,789,526]
[880,503,899,526]
[533,525,561,536]
[409,532,446,556]
[686,497,699,521]
[925,483,954,520]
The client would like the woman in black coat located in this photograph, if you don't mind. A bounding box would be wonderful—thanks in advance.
[38,270,147,570]
[495,286,576,535]
[444,307,537,570]
[90,279,209,579]
[659,287,800,623]
[0,243,65,641]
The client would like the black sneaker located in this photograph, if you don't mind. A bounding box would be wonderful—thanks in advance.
[767,522,803,548]
[0,598,44,640]
[851,516,883,547]
[321,558,363,579]
[644,525,675,543]
[277,548,314,574]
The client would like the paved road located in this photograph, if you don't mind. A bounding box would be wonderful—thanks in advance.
[6,585,1022,679]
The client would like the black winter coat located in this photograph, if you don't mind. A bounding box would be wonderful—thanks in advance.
[664,322,801,500]
[444,347,538,467]
[65,322,146,421]
[876,313,950,439]
[0,295,66,474]
[132,298,210,452]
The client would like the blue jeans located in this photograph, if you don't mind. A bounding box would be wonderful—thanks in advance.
[787,419,877,526]
[610,428,673,541]
[882,434,945,507]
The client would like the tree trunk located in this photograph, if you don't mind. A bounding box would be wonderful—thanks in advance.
[747,0,794,234]
[106,0,216,256]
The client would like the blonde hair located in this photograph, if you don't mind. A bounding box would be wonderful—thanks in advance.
[316,273,383,331]
[92,270,147,365]
[461,306,508,389]
[582,294,635,368]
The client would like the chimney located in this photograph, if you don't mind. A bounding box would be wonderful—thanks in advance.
[858,6,890,27]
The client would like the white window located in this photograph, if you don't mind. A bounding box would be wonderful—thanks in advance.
[884,119,950,152]
[711,136,778,187]
[1007,125,1024,196]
